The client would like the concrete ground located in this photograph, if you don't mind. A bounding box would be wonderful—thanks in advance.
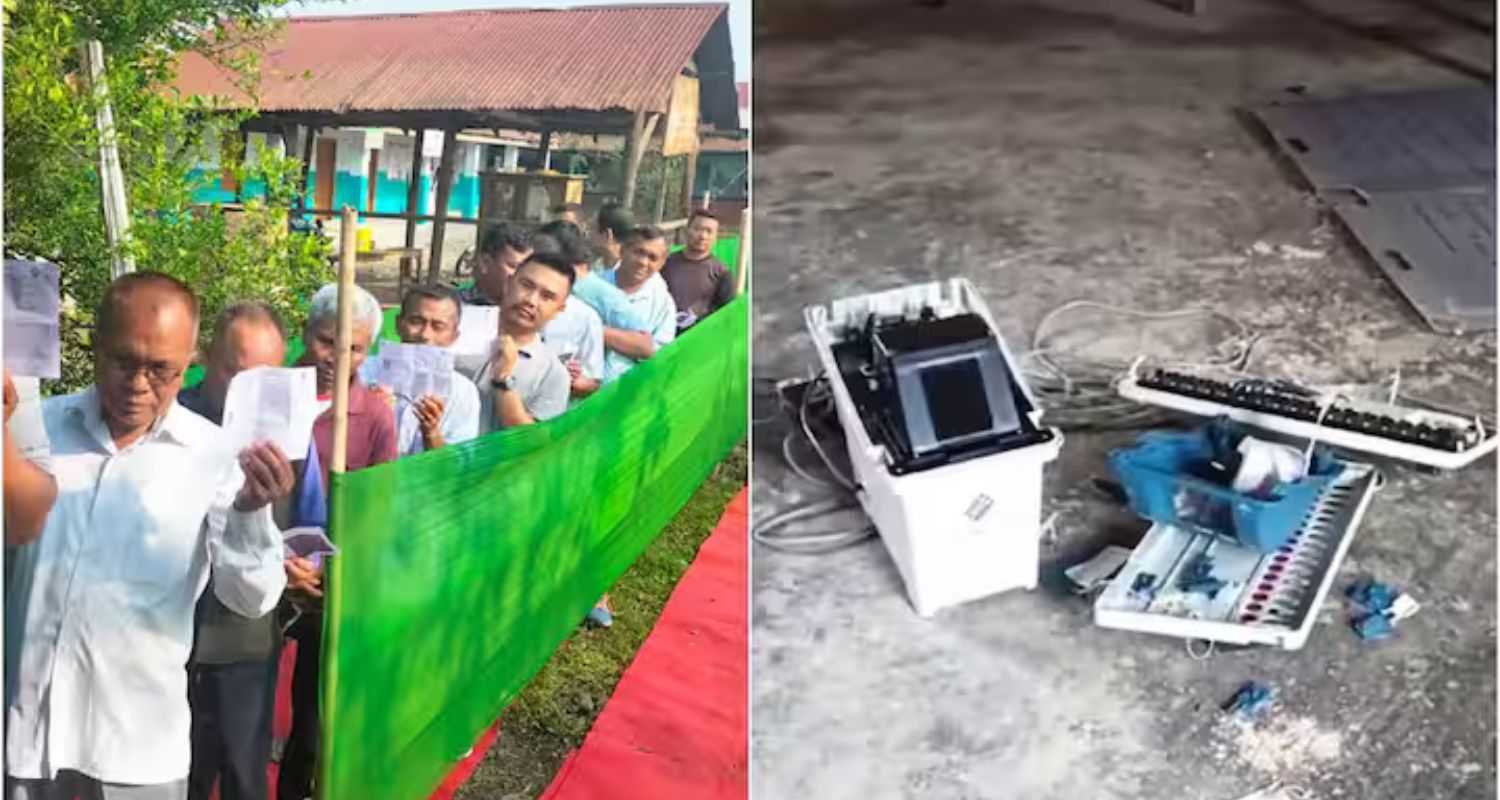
[750,2,1496,799]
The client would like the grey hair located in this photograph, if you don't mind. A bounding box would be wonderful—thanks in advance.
[306,283,383,340]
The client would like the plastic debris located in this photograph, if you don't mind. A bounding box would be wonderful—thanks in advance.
[1345,578,1398,614]
[1064,545,1132,594]
[1223,681,1275,720]
[1345,577,1419,641]
[1390,593,1421,622]
[1130,571,1159,602]
[1179,554,1227,599]
[1352,613,1394,641]
[1278,244,1325,261]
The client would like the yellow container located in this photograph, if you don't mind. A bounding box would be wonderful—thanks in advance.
[357,226,374,253]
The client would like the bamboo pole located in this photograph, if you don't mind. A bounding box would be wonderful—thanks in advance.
[331,206,357,474]
[80,40,134,278]
[736,206,750,295]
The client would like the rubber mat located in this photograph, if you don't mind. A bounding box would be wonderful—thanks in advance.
[1252,87,1496,332]
[539,488,749,800]
[1255,87,1493,192]
[1336,187,1495,333]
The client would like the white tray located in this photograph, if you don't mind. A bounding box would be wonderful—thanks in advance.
[1094,461,1382,650]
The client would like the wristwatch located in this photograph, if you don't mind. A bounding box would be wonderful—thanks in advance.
[491,373,515,392]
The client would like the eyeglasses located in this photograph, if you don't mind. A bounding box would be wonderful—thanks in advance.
[101,353,186,387]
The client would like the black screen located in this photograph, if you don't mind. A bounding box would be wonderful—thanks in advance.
[921,359,993,442]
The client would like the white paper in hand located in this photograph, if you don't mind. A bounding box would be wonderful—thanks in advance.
[452,305,500,357]
[4,260,62,379]
[374,341,453,401]
[221,366,320,459]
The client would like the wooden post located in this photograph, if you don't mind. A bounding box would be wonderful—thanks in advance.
[653,157,669,223]
[236,129,251,204]
[332,206,357,474]
[298,125,316,213]
[403,129,425,284]
[621,111,660,210]
[427,126,459,284]
[736,206,750,295]
[681,139,700,216]
[80,40,134,278]
[538,128,553,171]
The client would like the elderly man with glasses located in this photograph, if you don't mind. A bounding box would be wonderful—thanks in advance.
[4,272,293,800]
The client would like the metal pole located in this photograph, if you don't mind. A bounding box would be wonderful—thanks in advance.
[736,206,750,295]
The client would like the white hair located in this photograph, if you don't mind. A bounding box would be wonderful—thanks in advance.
[307,283,383,341]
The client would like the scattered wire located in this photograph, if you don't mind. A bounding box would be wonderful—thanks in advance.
[1021,301,1257,432]
[751,372,876,554]
[1185,637,1217,661]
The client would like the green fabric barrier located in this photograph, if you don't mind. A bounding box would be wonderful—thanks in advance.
[318,295,749,800]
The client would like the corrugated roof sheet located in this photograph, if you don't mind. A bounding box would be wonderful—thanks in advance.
[174,4,729,118]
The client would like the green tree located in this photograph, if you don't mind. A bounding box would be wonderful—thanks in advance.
[4,0,333,393]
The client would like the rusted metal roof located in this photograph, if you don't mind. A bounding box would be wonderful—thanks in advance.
[174,4,734,126]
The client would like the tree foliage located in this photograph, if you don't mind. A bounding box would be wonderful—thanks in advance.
[4,0,333,393]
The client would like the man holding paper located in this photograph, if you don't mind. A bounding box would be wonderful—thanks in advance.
[175,302,307,800]
[278,283,398,800]
[5,273,292,799]
[464,253,574,431]
[365,285,480,454]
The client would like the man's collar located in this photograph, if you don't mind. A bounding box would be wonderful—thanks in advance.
[67,386,204,451]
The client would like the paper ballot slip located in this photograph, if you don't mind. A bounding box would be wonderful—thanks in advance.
[282,526,339,568]
[221,366,320,459]
[372,341,453,401]
[4,259,62,379]
[452,305,501,357]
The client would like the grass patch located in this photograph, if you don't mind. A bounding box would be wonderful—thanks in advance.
[454,441,748,800]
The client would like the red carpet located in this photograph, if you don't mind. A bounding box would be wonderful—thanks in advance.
[539,488,749,800]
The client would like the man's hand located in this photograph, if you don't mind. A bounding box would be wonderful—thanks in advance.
[494,334,519,380]
[3,369,16,425]
[564,358,582,382]
[284,556,324,598]
[369,383,395,410]
[413,395,447,450]
[233,441,295,512]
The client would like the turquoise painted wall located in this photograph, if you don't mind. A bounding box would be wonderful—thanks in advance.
[333,171,367,213]
[373,173,409,213]
[448,174,478,219]
[191,162,476,221]
[189,168,236,204]
[187,169,269,204]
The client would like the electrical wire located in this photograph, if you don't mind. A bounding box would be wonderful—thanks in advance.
[1021,301,1259,432]
[751,372,876,554]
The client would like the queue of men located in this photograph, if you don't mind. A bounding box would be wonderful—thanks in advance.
[0,202,738,800]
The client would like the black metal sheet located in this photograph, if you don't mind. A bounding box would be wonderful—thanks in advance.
[1336,187,1496,333]
[1254,87,1494,193]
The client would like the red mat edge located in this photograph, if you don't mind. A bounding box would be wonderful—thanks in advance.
[536,487,749,800]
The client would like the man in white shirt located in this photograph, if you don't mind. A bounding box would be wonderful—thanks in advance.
[368,285,481,454]
[533,229,605,402]
[602,225,678,383]
[4,273,293,800]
